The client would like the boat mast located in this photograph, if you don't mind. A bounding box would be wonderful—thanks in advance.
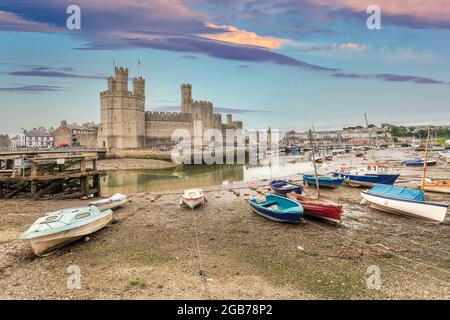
[308,129,321,199]
[421,126,432,191]
[364,113,376,162]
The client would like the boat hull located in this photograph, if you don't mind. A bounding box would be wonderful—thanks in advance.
[287,193,342,223]
[334,173,399,187]
[361,191,448,224]
[93,199,127,212]
[424,186,450,194]
[248,195,303,223]
[181,196,205,209]
[26,212,113,256]
[303,175,343,189]
[270,180,302,196]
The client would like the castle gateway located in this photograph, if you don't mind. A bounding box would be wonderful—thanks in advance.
[98,67,243,150]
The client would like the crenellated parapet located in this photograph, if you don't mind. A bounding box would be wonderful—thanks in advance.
[100,90,145,100]
[145,111,193,122]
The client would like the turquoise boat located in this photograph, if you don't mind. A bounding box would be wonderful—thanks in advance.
[248,194,303,223]
[20,206,113,256]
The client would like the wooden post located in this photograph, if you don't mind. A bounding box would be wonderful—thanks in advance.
[31,181,38,197]
[308,129,320,199]
[92,158,97,171]
[31,161,38,177]
[421,127,431,191]
[80,158,86,174]
[93,174,101,197]
[0,181,3,199]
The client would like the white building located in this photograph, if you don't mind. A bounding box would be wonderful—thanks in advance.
[11,128,54,149]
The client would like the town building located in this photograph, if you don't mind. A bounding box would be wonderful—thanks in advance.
[0,134,10,148]
[11,128,54,149]
[97,67,243,150]
[52,120,98,147]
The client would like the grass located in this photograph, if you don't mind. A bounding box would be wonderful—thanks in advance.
[128,279,148,289]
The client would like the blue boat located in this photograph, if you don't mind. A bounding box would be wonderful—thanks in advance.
[333,163,399,187]
[302,174,344,189]
[248,194,304,223]
[270,180,302,196]
[290,147,300,154]
[403,159,437,167]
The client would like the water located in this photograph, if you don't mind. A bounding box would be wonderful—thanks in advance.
[100,155,329,195]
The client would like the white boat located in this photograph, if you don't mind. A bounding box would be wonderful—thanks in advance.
[361,185,448,224]
[180,188,206,209]
[90,193,128,211]
[20,206,113,256]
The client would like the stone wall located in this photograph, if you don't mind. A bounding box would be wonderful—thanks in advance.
[145,111,193,146]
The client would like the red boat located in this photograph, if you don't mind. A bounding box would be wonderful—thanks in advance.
[287,192,342,224]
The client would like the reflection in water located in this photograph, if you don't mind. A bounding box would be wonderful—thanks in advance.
[101,155,318,195]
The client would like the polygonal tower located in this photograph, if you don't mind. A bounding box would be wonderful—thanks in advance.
[180,83,192,113]
[98,67,146,150]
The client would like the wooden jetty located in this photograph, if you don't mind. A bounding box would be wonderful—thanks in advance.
[0,153,101,200]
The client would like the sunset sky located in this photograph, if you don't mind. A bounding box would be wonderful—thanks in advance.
[1,0,450,134]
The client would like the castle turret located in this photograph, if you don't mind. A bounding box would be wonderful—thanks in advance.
[181,83,192,113]
[114,67,129,92]
[226,114,233,127]
[133,77,145,98]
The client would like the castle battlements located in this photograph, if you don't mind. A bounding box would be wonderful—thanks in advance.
[145,111,193,122]
[100,90,145,100]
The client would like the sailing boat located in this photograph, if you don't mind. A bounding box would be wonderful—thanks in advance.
[333,114,399,187]
[361,127,448,224]
[289,130,343,223]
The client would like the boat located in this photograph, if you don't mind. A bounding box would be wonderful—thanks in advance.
[90,193,128,211]
[422,179,450,194]
[361,184,448,224]
[287,192,342,223]
[270,180,302,196]
[333,163,399,187]
[180,188,206,209]
[290,147,300,154]
[355,152,364,158]
[403,159,437,167]
[302,174,344,189]
[20,206,113,256]
[248,194,303,223]
[324,154,333,161]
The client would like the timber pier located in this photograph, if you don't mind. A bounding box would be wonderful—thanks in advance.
[0,152,102,200]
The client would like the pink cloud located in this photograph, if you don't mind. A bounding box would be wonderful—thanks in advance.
[198,22,286,49]
[0,11,58,32]
[310,0,450,26]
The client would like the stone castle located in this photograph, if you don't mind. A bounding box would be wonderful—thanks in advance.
[98,67,242,150]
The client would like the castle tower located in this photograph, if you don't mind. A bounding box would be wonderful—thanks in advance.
[98,67,145,150]
[181,84,192,113]
[133,77,145,98]
[226,114,233,127]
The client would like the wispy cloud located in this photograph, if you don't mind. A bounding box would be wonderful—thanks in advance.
[154,105,273,114]
[308,42,369,52]
[331,72,446,85]
[6,70,105,80]
[0,85,63,93]
[0,10,59,32]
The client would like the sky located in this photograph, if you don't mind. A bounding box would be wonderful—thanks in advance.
[0,0,450,135]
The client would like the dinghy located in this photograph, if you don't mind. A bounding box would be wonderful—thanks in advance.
[270,180,302,196]
[361,184,448,224]
[20,206,113,256]
[90,193,128,211]
[248,194,303,223]
[422,179,450,194]
[287,192,342,223]
[302,174,343,189]
[403,159,437,167]
[180,188,206,209]
[333,163,399,187]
